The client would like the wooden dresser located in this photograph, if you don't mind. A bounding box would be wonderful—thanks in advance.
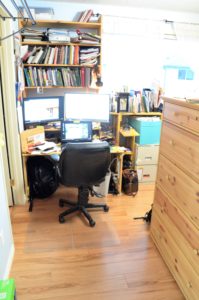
[150,97,199,300]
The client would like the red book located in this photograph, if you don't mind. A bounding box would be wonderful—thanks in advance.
[53,47,58,64]
[74,46,79,65]
[83,10,93,22]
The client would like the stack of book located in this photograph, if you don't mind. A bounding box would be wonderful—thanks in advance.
[47,29,70,42]
[21,28,46,42]
[76,30,101,44]
[80,48,99,65]
[24,66,92,87]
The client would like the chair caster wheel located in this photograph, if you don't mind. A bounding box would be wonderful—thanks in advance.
[59,199,65,207]
[89,220,96,227]
[104,205,109,212]
[59,215,65,223]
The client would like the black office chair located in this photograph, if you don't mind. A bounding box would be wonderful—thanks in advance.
[58,141,111,227]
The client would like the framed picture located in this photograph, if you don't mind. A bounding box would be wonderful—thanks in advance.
[117,93,129,112]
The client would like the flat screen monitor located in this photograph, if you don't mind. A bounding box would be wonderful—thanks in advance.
[23,96,64,125]
[64,93,110,122]
[61,121,92,143]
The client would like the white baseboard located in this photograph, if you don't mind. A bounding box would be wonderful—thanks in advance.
[3,244,15,279]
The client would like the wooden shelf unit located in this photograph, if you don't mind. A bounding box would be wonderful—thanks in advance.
[21,19,102,28]
[111,111,162,145]
[20,18,102,95]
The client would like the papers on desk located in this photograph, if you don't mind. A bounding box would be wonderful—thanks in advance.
[31,141,60,154]
[35,141,56,151]
[111,146,130,153]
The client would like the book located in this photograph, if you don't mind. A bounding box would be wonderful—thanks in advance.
[48,47,55,64]
[26,46,37,63]
[56,69,64,86]
[38,46,49,64]
[83,9,93,22]
[73,45,79,65]
[31,48,43,64]
[79,10,89,22]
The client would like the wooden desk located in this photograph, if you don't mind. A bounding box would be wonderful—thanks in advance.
[22,145,132,203]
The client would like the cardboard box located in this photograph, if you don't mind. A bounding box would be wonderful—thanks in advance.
[20,126,45,153]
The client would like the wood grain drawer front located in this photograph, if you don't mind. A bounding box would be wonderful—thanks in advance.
[153,186,199,275]
[151,213,199,300]
[163,102,199,134]
[157,154,199,229]
[160,122,199,183]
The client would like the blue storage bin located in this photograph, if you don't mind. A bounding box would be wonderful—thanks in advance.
[129,117,162,145]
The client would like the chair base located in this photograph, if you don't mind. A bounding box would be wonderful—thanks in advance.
[58,186,109,227]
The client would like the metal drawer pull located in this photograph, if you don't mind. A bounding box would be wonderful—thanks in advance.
[193,248,199,255]
[166,175,176,185]
[170,176,176,185]
[187,282,192,289]
[169,140,175,146]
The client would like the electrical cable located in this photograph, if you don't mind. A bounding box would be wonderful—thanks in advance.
[0,18,28,42]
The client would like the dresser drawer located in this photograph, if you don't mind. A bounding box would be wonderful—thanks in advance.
[151,212,199,300]
[153,186,199,276]
[163,102,199,134]
[157,154,199,229]
[160,122,199,183]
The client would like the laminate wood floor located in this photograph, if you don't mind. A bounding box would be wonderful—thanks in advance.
[10,185,185,300]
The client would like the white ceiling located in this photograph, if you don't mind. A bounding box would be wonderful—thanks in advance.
[41,0,199,14]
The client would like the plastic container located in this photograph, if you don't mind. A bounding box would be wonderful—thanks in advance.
[0,278,16,300]
[93,171,111,196]
[129,117,162,145]
[93,157,117,196]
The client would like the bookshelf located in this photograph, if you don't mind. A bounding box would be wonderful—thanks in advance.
[19,18,102,96]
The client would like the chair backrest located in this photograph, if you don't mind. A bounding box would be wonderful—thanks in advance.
[59,141,111,187]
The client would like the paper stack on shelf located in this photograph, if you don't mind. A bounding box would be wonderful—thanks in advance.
[21,28,46,42]
[80,48,99,65]
[48,29,70,43]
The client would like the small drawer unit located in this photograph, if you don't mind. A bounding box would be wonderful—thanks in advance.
[129,117,162,145]
[135,164,157,183]
[135,144,159,165]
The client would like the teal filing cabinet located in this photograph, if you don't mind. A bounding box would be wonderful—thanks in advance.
[129,117,162,145]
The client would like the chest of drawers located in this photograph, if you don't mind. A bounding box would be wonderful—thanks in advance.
[150,97,199,300]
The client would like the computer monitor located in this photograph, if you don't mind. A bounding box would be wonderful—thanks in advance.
[61,121,92,143]
[64,93,110,122]
[23,96,64,125]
